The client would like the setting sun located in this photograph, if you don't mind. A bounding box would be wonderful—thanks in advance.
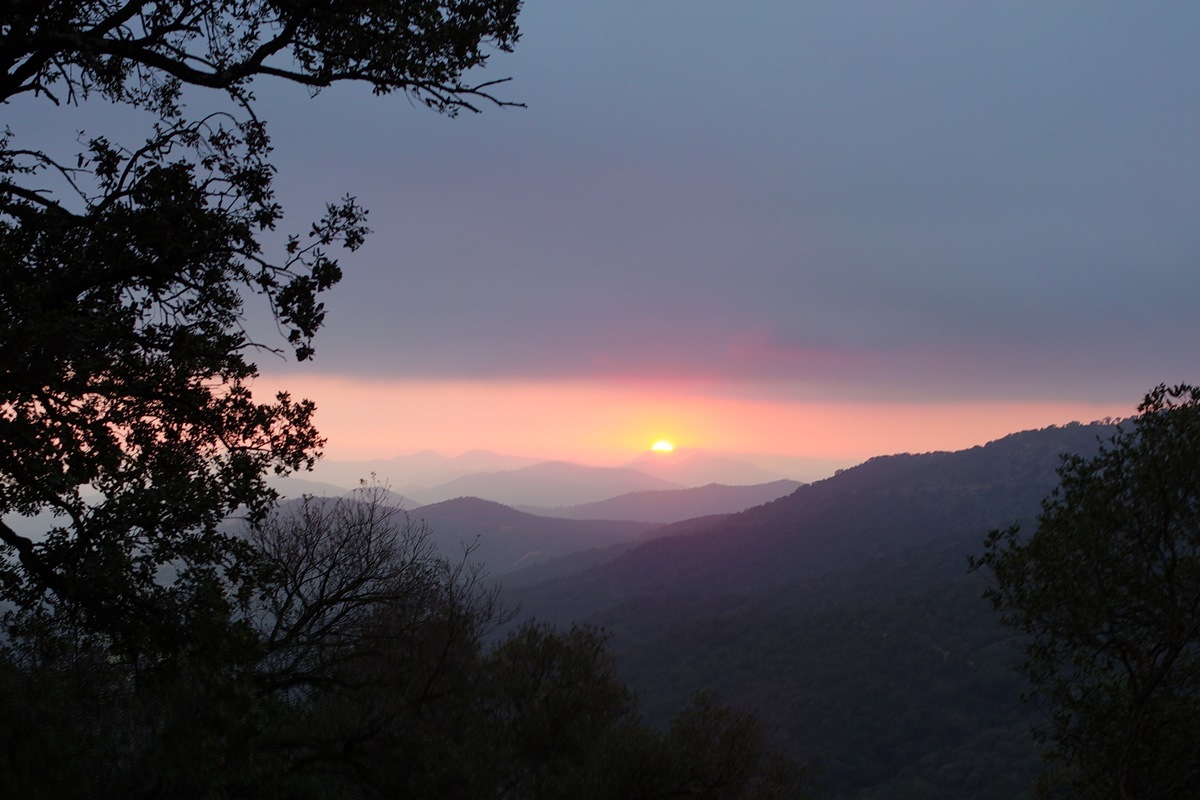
[651,440,675,453]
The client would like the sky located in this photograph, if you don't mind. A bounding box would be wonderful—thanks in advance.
[21,2,1200,473]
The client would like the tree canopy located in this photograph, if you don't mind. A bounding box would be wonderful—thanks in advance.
[0,7,809,798]
[0,486,810,798]
[0,8,812,797]
[0,1,522,111]
[974,383,1200,798]
[0,0,521,653]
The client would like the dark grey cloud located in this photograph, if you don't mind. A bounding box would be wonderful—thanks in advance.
[13,3,1199,404]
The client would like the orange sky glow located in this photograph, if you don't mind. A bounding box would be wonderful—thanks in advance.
[257,374,1133,475]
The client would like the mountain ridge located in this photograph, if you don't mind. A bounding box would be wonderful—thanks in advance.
[509,422,1114,627]
[499,422,1117,799]
[410,495,659,575]
[514,479,803,523]
[411,462,684,507]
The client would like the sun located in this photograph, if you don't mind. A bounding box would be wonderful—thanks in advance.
[651,439,675,453]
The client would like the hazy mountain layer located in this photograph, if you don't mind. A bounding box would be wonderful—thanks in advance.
[502,422,1115,799]
[413,462,683,507]
[515,479,803,523]
[411,496,658,575]
[299,448,826,500]
[304,449,542,495]
[625,450,789,486]
[510,423,1111,625]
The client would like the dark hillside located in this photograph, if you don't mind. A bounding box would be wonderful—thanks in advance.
[511,423,1111,626]
[499,514,733,589]
[603,536,1039,799]
[271,495,656,577]
[517,480,803,524]
[504,423,1116,798]
[412,496,657,574]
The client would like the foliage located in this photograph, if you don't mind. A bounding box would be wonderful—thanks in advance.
[607,549,1040,800]
[0,0,521,656]
[0,486,808,799]
[502,423,1125,798]
[511,423,1113,628]
[973,383,1200,798]
[0,6,802,796]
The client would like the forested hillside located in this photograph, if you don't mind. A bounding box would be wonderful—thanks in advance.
[507,423,1115,798]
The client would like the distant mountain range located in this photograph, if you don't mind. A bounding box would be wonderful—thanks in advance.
[287,448,808,505]
[500,422,1116,799]
[409,461,684,507]
[302,449,542,495]
[13,419,1122,797]
[262,421,1121,799]
[625,448,789,485]
[265,493,659,578]
[509,422,1112,623]
[516,479,803,523]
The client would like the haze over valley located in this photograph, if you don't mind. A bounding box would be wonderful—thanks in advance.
[5,2,1200,797]
[266,420,1121,797]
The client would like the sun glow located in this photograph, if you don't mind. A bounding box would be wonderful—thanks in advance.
[251,374,1133,470]
[651,439,675,453]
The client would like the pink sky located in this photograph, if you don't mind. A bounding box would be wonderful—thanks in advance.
[257,374,1133,473]
[226,4,1198,479]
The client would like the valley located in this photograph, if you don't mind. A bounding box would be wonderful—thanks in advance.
[275,422,1112,798]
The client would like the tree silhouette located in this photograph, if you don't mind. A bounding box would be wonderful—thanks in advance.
[1,484,810,798]
[0,1,521,655]
[974,384,1200,798]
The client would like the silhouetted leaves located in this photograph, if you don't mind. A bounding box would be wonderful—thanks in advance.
[974,384,1200,798]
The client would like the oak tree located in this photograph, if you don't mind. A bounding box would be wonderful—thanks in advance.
[974,384,1200,798]
[0,0,521,657]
